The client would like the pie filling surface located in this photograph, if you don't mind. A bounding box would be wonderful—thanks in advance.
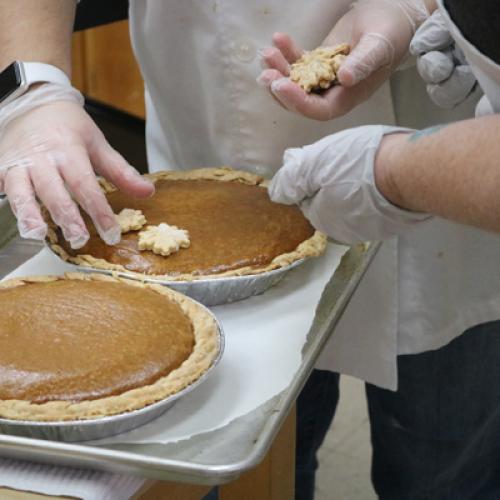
[55,179,316,276]
[0,280,194,404]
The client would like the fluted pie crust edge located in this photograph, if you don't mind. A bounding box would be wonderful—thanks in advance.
[0,273,220,422]
[46,167,327,281]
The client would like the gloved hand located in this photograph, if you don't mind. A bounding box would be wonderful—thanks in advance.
[269,125,431,243]
[476,95,494,117]
[257,0,429,120]
[0,84,154,248]
[410,11,477,109]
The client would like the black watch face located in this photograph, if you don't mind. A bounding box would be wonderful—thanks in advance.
[0,62,22,102]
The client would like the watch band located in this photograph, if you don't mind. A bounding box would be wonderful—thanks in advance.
[0,61,72,108]
[20,62,71,88]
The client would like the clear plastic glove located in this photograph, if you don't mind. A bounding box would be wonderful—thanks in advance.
[410,11,477,109]
[476,94,494,117]
[0,84,154,248]
[257,0,428,121]
[269,125,432,243]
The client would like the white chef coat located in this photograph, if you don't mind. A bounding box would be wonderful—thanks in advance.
[128,1,500,390]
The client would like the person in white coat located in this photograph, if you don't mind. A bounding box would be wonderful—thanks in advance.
[0,0,484,498]
[267,0,500,498]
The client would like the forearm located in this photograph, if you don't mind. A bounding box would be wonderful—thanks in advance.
[0,0,76,76]
[423,0,437,13]
[376,115,500,233]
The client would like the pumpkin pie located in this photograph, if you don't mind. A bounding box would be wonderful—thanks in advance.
[0,273,220,421]
[47,167,327,281]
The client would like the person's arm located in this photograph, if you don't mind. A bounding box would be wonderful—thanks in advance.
[375,115,500,234]
[268,116,500,244]
[424,0,437,12]
[257,0,436,121]
[0,1,154,248]
[0,0,75,74]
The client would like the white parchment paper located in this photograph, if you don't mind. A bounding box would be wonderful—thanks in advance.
[0,458,144,500]
[4,243,347,444]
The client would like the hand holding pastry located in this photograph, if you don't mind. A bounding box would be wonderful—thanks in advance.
[257,0,429,120]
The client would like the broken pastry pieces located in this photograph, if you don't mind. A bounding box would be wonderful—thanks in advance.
[138,223,191,257]
[116,208,147,233]
[290,43,350,93]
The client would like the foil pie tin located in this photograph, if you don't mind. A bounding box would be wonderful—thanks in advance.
[47,245,305,306]
[0,306,224,442]
[172,259,304,304]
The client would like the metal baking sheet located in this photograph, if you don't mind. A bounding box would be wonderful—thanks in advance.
[0,310,224,442]
[0,205,379,485]
[46,244,306,306]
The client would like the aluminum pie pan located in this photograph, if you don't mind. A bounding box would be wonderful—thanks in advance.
[0,306,224,443]
[47,245,305,306]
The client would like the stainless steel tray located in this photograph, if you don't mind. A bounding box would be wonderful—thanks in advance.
[0,308,224,442]
[0,204,379,485]
[46,244,305,306]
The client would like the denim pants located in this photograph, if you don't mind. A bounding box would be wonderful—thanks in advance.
[368,320,500,500]
[202,369,339,500]
[295,369,340,500]
[207,320,500,500]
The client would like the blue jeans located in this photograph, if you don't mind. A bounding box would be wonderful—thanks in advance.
[295,370,340,500]
[367,320,500,500]
[206,320,500,500]
[202,370,339,500]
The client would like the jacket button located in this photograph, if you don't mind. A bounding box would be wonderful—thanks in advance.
[233,39,256,63]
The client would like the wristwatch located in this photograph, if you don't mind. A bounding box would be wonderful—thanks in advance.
[0,61,71,107]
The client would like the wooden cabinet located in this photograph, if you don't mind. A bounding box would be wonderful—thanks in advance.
[72,21,145,119]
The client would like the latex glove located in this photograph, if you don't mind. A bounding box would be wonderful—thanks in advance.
[269,125,432,243]
[410,11,476,108]
[257,0,428,120]
[476,95,494,117]
[0,84,154,248]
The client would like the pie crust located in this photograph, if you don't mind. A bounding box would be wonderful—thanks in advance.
[290,44,350,93]
[116,208,147,233]
[138,223,190,256]
[46,167,327,281]
[0,273,220,421]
